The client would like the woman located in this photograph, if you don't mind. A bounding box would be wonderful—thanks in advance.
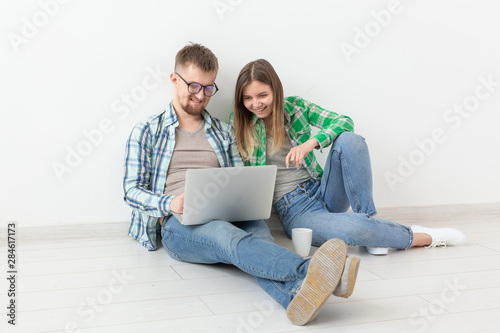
[231,59,466,254]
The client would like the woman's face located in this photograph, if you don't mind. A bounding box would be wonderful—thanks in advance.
[242,80,274,121]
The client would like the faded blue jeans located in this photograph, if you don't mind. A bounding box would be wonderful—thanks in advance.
[161,215,309,309]
[274,132,413,249]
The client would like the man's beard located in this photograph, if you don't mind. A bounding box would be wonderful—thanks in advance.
[179,95,206,116]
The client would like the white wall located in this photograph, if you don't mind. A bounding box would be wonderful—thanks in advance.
[1,0,499,227]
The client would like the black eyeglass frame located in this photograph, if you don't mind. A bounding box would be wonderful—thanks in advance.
[175,72,219,97]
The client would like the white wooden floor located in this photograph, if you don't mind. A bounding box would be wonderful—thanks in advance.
[1,202,500,333]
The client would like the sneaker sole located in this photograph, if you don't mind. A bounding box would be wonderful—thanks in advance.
[341,256,360,298]
[286,239,348,326]
[366,247,389,255]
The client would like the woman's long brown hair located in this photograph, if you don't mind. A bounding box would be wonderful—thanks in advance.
[233,59,285,161]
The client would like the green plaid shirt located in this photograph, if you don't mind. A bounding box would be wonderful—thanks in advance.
[232,96,354,179]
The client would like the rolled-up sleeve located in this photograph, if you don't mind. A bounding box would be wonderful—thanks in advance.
[123,122,173,217]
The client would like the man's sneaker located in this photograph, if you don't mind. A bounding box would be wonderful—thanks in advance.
[333,256,360,298]
[286,239,348,326]
[410,225,466,247]
[365,247,389,255]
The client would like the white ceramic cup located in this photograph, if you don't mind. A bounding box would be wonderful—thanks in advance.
[292,228,313,258]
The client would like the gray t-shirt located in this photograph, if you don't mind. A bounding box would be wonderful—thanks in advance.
[164,122,220,196]
[266,134,311,204]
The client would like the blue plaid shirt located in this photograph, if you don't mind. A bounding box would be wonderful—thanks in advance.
[123,102,243,250]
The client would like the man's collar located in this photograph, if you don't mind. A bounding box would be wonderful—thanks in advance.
[164,102,178,126]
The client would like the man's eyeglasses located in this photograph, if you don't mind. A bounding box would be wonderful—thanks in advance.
[175,72,219,97]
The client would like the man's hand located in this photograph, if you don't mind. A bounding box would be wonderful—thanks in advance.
[285,138,319,169]
[170,193,185,214]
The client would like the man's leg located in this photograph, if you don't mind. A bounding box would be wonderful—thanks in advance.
[286,238,348,325]
[162,216,308,280]
[162,216,359,324]
[161,215,311,308]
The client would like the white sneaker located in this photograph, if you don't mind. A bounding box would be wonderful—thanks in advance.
[333,256,360,298]
[410,225,466,248]
[365,247,389,255]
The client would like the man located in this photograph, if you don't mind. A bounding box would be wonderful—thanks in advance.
[123,42,360,325]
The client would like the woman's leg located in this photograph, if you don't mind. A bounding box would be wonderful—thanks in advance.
[275,181,413,250]
[317,132,377,216]
[314,133,466,249]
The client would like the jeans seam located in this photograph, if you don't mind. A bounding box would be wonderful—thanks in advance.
[271,280,294,296]
[281,202,289,217]
[165,227,232,262]
[238,260,281,280]
[161,231,183,261]
[166,225,289,281]
[276,196,290,221]
[339,150,362,212]
[406,227,414,249]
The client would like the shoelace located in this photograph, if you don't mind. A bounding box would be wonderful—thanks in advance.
[425,237,447,248]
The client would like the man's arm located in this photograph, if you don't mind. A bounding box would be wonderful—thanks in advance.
[123,122,173,217]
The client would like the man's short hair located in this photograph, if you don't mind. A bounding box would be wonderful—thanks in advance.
[175,42,219,73]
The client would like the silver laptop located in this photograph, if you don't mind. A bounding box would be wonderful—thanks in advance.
[173,165,277,225]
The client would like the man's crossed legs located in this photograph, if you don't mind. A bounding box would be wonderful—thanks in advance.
[161,216,360,325]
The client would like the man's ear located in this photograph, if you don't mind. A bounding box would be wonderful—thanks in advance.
[170,72,177,86]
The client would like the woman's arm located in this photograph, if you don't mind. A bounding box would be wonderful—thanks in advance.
[284,96,354,168]
[288,96,354,151]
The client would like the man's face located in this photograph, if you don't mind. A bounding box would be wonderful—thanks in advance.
[172,64,217,117]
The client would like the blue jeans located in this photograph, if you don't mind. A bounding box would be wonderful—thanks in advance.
[274,132,413,249]
[161,215,309,309]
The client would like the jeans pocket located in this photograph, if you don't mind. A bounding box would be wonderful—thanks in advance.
[161,232,183,262]
[275,202,288,219]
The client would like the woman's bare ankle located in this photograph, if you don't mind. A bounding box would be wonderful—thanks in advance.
[411,233,432,247]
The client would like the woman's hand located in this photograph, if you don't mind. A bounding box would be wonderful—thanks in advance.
[170,193,185,214]
[285,139,319,169]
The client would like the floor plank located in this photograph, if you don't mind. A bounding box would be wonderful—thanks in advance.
[1,202,499,333]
